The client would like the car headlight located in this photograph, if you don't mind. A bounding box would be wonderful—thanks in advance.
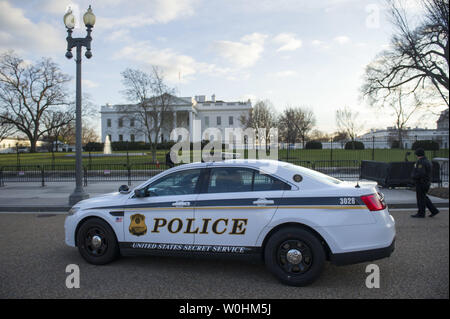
[68,207,81,216]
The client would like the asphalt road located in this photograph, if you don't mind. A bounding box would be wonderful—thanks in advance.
[0,210,448,299]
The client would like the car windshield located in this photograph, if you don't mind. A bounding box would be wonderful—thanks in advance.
[146,169,200,196]
[285,163,343,185]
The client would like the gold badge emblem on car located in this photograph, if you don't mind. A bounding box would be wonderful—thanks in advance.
[129,214,147,236]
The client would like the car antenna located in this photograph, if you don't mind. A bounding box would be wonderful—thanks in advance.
[355,172,361,188]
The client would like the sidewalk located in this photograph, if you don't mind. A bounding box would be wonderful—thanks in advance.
[0,181,448,212]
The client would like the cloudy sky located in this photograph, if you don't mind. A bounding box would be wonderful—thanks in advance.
[0,0,441,135]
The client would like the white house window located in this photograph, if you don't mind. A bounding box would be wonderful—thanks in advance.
[205,116,209,126]
[118,118,123,128]
[229,116,234,125]
[130,118,135,127]
[130,134,135,142]
[119,134,123,142]
[107,119,111,127]
[217,116,221,126]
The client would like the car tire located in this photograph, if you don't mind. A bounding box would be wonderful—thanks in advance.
[76,218,119,265]
[264,226,326,286]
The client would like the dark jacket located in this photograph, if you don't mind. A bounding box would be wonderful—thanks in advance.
[165,152,175,168]
[411,156,432,185]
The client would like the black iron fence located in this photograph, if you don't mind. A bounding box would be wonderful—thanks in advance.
[0,162,170,186]
[1,158,447,187]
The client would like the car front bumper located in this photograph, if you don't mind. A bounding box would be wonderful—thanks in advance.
[64,215,77,247]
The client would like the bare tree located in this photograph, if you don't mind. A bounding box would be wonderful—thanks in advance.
[0,51,72,152]
[121,67,175,161]
[42,93,95,151]
[42,110,75,151]
[278,107,316,148]
[332,131,349,148]
[0,119,15,143]
[239,99,277,149]
[59,120,100,146]
[362,0,449,107]
[309,129,331,142]
[59,123,75,146]
[335,106,364,149]
[383,88,424,149]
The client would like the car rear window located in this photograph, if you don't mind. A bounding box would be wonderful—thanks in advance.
[285,162,343,185]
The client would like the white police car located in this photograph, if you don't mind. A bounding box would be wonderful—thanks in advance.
[65,159,395,286]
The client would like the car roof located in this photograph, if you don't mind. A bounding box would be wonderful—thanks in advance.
[175,159,298,182]
[178,159,286,169]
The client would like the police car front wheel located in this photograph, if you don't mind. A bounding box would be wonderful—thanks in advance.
[76,218,119,265]
[264,227,326,286]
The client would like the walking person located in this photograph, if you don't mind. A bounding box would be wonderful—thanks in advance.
[410,148,440,218]
[165,150,176,168]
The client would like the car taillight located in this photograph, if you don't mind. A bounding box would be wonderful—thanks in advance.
[361,193,386,211]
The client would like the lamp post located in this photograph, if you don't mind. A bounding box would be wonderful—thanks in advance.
[65,6,96,206]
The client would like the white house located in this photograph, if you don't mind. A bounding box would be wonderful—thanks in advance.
[357,109,449,149]
[100,94,252,143]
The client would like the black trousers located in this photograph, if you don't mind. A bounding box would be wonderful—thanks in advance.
[416,183,439,215]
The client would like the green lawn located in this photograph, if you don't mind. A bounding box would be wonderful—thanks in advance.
[278,148,449,163]
[0,148,447,168]
[0,151,166,167]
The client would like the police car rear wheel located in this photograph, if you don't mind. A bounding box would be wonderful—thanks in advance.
[77,218,119,265]
[264,227,325,286]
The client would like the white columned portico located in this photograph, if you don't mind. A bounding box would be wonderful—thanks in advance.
[189,110,193,141]
[173,111,177,130]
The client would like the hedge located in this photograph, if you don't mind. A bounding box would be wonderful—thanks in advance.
[412,140,440,151]
[305,141,323,149]
[344,141,365,150]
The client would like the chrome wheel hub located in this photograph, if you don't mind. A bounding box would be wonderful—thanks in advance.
[91,235,102,249]
[286,249,303,264]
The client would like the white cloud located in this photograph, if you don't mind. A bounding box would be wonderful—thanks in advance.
[311,39,330,50]
[105,29,131,42]
[113,41,229,83]
[214,33,268,68]
[273,33,302,52]
[226,0,361,13]
[82,79,99,88]
[334,35,350,45]
[95,0,199,29]
[240,94,257,103]
[0,1,65,54]
[40,0,73,15]
[273,70,298,77]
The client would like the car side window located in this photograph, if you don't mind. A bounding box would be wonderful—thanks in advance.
[207,167,290,193]
[145,169,201,196]
[208,167,253,193]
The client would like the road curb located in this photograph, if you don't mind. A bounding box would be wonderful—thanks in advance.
[0,206,70,212]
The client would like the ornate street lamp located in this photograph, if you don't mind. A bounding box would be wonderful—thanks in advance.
[65,6,96,205]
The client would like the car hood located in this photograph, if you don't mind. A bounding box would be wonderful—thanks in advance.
[75,192,129,210]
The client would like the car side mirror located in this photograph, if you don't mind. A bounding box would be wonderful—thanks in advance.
[119,185,130,194]
[134,189,144,198]
[134,188,149,198]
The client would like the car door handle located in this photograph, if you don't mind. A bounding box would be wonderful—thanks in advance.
[253,198,274,206]
[172,201,190,207]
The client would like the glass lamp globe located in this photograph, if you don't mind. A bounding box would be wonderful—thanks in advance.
[63,8,75,29]
[83,6,96,27]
